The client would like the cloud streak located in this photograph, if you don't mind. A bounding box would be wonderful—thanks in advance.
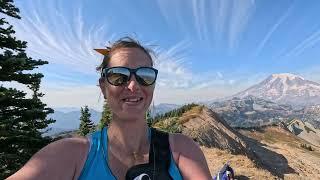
[254,4,293,56]
[281,29,320,59]
[228,0,255,52]
[10,1,112,77]
[157,0,255,52]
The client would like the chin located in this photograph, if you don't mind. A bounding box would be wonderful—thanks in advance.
[121,113,145,122]
[120,108,146,119]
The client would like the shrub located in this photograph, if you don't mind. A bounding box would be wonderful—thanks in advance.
[300,143,313,151]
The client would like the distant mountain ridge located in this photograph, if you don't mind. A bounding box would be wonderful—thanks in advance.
[46,104,179,136]
[287,119,320,146]
[300,105,320,129]
[209,95,295,127]
[46,108,102,135]
[151,103,180,116]
[233,73,320,108]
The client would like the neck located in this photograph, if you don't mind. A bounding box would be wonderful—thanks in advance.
[107,115,149,155]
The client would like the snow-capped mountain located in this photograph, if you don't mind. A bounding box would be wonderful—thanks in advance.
[233,73,320,108]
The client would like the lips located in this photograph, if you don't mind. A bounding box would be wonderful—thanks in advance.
[122,96,144,104]
[123,97,143,102]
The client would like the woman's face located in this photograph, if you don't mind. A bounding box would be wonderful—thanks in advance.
[99,47,155,121]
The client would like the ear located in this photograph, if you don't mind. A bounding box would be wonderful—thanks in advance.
[99,78,107,99]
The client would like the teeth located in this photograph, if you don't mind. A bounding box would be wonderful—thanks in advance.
[124,98,142,102]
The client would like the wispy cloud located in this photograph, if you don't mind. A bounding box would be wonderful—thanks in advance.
[280,29,320,59]
[10,1,113,77]
[217,71,223,79]
[254,4,293,56]
[155,0,189,37]
[191,0,209,42]
[212,0,230,47]
[153,40,233,91]
[154,40,193,89]
[157,0,255,53]
[228,0,255,52]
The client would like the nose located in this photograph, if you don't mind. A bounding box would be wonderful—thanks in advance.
[126,75,141,92]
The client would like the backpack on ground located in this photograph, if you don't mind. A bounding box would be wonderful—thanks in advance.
[213,163,235,180]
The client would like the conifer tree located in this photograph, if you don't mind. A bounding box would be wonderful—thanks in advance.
[79,106,94,136]
[0,0,55,178]
[146,109,153,127]
[98,102,112,129]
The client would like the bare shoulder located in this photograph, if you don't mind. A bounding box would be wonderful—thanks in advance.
[7,137,90,180]
[34,137,90,165]
[169,133,197,151]
[169,133,212,180]
[49,137,90,154]
[168,133,202,162]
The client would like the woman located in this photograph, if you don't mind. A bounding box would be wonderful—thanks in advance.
[7,37,212,180]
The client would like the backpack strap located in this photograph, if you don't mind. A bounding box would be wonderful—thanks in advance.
[125,128,173,180]
[149,128,171,169]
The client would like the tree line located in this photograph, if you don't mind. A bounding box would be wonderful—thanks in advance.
[0,1,54,178]
[152,103,198,125]
[78,102,152,136]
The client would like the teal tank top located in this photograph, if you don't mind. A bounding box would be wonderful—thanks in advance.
[78,128,183,180]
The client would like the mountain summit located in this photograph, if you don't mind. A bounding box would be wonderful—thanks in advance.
[234,73,320,107]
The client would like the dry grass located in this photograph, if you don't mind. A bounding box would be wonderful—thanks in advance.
[241,127,303,148]
[178,105,203,124]
[238,127,320,179]
[202,147,276,179]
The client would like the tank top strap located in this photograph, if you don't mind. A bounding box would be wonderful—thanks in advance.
[78,130,103,179]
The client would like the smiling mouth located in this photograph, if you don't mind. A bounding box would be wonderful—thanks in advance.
[122,97,143,103]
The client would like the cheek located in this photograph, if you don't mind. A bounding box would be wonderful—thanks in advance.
[106,86,121,100]
[106,88,121,113]
[143,87,154,101]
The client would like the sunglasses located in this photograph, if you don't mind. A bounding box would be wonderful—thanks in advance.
[102,66,158,86]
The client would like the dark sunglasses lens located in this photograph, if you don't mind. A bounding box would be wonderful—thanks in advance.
[106,67,130,86]
[136,68,157,85]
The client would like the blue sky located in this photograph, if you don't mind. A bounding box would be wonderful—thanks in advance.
[5,0,320,110]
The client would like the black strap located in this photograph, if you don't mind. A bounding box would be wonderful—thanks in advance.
[125,128,173,180]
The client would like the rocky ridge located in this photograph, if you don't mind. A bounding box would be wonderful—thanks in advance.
[209,95,295,127]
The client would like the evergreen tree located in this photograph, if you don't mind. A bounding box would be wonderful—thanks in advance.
[0,0,55,178]
[79,106,94,136]
[146,109,153,127]
[98,102,112,130]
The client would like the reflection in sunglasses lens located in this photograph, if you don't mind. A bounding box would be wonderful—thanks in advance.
[105,67,157,86]
[137,68,156,85]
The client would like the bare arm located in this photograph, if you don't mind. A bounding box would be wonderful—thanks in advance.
[170,134,211,180]
[6,137,89,180]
